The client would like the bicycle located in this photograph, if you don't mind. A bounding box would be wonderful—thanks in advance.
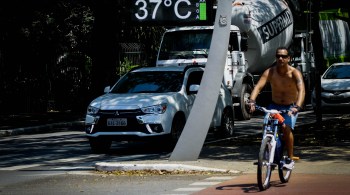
[254,105,294,191]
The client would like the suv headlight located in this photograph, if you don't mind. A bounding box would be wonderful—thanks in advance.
[87,106,99,115]
[141,104,167,114]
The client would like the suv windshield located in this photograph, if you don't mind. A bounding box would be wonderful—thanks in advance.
[323,65,350,79]
[110,71,184,93]
[158,30,212,60]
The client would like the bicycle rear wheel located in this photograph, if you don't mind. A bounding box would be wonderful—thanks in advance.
[257,137,272,191]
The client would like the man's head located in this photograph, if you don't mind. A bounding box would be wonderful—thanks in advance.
[275,47,290,65]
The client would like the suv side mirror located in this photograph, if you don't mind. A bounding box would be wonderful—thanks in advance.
[188,84,200,94]
[104,86,111,93]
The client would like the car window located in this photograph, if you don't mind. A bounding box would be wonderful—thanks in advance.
[110,71,184,93]
[158,30,212,60]
[323,65,350,79]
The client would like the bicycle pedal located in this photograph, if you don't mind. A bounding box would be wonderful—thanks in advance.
[292,156,300,161]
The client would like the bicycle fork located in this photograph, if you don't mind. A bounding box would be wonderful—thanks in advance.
[264,134,278,168]
[262,118,279,168]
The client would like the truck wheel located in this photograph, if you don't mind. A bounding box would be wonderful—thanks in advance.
[236,83,252,120]
[89,137,112,154]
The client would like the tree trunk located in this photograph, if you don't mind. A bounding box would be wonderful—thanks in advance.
[90,0,119,100]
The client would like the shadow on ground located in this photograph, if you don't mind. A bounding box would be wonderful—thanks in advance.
[200,115,350,162]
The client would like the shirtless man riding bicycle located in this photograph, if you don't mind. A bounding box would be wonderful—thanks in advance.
[248,46,306,162]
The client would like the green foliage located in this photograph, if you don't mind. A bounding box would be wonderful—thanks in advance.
[0,0,95,113]
[119,57,140,76]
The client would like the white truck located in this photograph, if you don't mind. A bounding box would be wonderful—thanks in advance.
[156,0,314,120]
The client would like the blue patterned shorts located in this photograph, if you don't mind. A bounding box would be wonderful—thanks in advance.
[266,103,298,130]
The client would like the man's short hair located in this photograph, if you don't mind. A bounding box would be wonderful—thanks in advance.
[276,46,293,57]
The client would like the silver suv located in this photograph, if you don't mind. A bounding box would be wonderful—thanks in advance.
[85,65,234,153]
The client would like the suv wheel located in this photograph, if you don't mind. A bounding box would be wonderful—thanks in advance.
[170,114,186,145]
[218,108,234,137]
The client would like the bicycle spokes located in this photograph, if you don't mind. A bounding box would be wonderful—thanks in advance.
[257,137,272,191]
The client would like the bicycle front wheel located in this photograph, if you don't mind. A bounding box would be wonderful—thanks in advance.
[278,155,293,183]
[257,137,272,191]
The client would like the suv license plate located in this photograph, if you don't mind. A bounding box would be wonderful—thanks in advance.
[107,118,127,126]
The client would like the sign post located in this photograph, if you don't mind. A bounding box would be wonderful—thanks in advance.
[169,0,232,161]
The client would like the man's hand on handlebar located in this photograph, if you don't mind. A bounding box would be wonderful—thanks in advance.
[289,105,301,115]
[247,100,256,113]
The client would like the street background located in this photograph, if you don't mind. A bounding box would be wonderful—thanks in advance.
[1,109,349,194]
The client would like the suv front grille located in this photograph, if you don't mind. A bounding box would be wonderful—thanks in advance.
[98,109,144,116]
[90,109,149,134]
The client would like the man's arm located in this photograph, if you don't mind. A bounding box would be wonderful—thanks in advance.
[250,68,270,102]
[248,68,270,112]
[294,69,305,108]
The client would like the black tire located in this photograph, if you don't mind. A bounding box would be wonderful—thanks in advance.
[89,137,112,154]
[169,114,186,145]
[235,83,252,120]
[257,137,272,191]
[278,150,293,183]
[218,108,235,137]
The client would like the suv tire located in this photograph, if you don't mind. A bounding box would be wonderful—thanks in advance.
[169,114,186,145]
[217,108,235,137]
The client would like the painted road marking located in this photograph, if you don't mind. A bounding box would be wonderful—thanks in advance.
[190,181,222,185]
[174,187,207,191]
[164,176,236,195]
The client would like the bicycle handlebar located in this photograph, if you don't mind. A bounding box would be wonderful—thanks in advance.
[254,105,288,124]
[254,105,290,114]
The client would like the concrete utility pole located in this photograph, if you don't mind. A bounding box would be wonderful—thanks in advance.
[169,0,232,161]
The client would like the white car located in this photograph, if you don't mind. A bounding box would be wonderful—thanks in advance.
[312,62,350,111]
[85,65,234,153]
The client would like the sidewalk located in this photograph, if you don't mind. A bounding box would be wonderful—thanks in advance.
[0,111,85,137]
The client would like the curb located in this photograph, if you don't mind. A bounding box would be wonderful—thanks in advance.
[95,162,240,174]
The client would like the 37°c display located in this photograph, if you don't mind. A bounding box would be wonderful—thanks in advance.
[131,0,212,25]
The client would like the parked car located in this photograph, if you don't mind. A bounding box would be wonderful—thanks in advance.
[85,65,234,153]
[312,62,350,111]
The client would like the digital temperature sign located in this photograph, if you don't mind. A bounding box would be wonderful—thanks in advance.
[131,0,213,25]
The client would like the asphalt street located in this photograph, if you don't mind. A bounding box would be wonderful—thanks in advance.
[0,109,349,194]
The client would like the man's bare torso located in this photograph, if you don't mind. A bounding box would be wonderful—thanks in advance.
[268,66,298,105]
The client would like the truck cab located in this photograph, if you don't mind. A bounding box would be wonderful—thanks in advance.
[156,26,250,120]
